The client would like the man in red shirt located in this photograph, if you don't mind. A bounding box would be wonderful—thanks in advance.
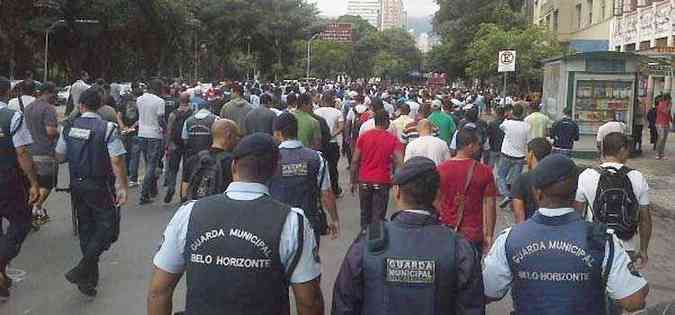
[655,94,672,159]
[351,110,403,229]
[437,126,497,254]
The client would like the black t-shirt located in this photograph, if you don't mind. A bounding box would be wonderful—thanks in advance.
[512,172,538,219]
[182,148,234,190]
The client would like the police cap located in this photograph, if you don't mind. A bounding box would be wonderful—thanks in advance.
[392,157,438,186]
[233,133,278,159]
[530,154,579,189]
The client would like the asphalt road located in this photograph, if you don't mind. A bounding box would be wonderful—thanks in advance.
[1,155,674,314]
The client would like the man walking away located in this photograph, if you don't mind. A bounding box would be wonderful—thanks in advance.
[119,82,143,187]
[496,104,530,209]
[295,93,322,150]
[484,154,649,314]
[8,79,36,113]
[163,92,193,204]
[352,110,403,229]
[243,93,276,135]
[66,71,91,116]
[428,99,456,144]
[182,98,217,158]
[391,103,413,143]
[181,119,240,202]
[23,82,59,225]
[551,108,579,156]
[270,113,341,246]
[149,133,324,315]
[314,93,345,196]
[524,102,552,140]
[136,79,166,205]
[404,119,450,165]
[486,106,506,168]
[575,132,652,273]
[512,138,552,223]
[438,127,497,254]
[647,103,658,150]
[0,76,40,299]
[596,111,626,154]
[220,83,253,132]
[332,157,484,314]
[655,94,672,159]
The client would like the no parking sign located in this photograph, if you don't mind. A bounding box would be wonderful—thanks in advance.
[498,50,516,72]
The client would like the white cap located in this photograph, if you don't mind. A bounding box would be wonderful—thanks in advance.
[431,100,442,109]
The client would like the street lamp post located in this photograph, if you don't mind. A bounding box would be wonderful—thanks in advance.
[306,34,320,79]
[44,19,99,83]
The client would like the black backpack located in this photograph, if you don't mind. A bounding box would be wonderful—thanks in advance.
[171,109,193,147]
[591,166,640,240]
[124,98,139,125]
[186,151,225,200]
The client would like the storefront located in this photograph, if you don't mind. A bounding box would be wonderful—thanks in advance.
[542,52,641,136]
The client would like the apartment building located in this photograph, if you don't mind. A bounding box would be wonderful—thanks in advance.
[347,0,382,28]
[380,0,406,30]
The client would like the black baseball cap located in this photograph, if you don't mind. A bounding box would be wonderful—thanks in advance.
[392,157,438,186]
[530,154,579,189]
[273,112,297,132]
[233,133,279,159]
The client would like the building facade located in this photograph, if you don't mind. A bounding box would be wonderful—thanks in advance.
[532,0,614,52]
[380,0,406,30]
[347,0,381,28]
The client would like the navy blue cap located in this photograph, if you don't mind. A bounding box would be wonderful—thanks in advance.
[392,157,438,185]
[233,133,278,159]
[530,154,579,189]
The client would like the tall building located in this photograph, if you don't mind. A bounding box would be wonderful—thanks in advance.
[532,0,613,52]
[347,0,381,28]
[380,0,406,30]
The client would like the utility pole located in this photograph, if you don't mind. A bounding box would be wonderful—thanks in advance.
[306,34,320,78]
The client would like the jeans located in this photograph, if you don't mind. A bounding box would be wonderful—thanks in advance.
[71,179,117,260]
[358,183,390,229]
[325,142,341,194]
[656,127,669,156]
[487,151,500,168]
[165,148,186,195]
[127,135,141,182]
[496,154,525,198]
[0,170,31,262]
[135,137,163,199]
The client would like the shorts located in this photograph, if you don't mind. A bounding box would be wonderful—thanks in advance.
[33,155,58,189]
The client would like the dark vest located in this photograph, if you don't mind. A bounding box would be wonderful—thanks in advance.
[269,146,321,217]
[172,108,193,148]
[363,212,458,315]
[505,211,606,315]
[0,108,18,171]
[184,194,291,315]
[64,116,114,182]
[185,114,216,156]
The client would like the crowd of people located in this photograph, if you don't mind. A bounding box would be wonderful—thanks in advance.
[0,71,661,314]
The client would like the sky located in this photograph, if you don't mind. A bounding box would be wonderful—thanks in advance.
[310,0,439,18]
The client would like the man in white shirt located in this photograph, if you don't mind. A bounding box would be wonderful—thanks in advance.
[136,79,166,205]
[404,119,450,165]
[66,71,91,116]
[496,104,530,208]
[8,80,36,112]
[574,132,651,270]
[405,100,420,120]
[315,93,345,195]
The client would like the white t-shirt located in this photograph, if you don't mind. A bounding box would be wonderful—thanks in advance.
[69,80,91,107]
[137,93,166,139]
[406,101,420,120]
[8,96,36,112]
[346,104,368,123]
[575,162,650,252]
[597,121,626,142]
[404,135,450,166]
[383,101,395,118]
[499,119,530,158]
[314,107,344,142]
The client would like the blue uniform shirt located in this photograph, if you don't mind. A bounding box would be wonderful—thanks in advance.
[153,182,321,284]
[55,112,126,157]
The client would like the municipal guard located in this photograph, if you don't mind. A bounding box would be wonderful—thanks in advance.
[182,97,217,158]
[269,112,340,246]
[148,133,324,315]
[0,76,40,299]
[56,87,129,297]
[483,154,649,314]
[332,157,485,315]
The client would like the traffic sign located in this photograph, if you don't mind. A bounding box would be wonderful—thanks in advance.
[498,50,516,72]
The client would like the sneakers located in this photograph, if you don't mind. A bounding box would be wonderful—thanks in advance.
[128,181,139,188]
[164,190,174,204]
[65,260,98,297]
[499,197,512,209]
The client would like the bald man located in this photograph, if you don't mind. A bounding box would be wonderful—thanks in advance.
[404,119,450,165]
[180,119,241,202]
[164,92,194,203]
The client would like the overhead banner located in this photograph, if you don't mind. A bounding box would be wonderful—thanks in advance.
[498,50,516,72]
